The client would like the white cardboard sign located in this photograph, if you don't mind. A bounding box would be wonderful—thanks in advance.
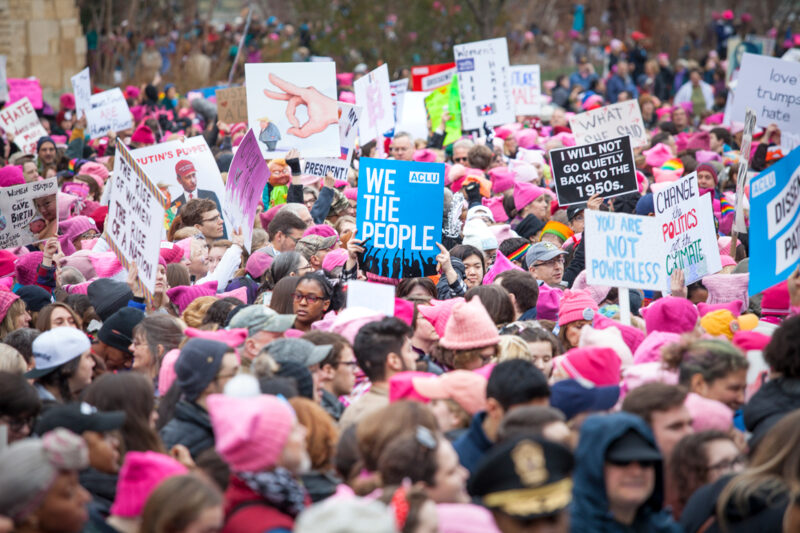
[71,67,91,119]
[87,88,132,139]
[569,100,648,148]
[0,97,49,154]
[453,38,514,130]
[510,65,541,116]
[354,64,395,142]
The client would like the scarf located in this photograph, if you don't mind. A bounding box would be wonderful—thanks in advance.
[237,467,307,518]
[444,192,465,239]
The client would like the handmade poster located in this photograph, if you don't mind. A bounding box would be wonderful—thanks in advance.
[86,88,133,139]
[7,79,42,109]
[0,97,49,154]
[131,136,230,238]
[390,79,408,124]
[510,65,542,116]
[549,135,637,206]
[569,100,648,148]
[222,129,270,253]
[0,56,7,102]
[411,62,455,91]
[346,280,396,316]
[424,75,462,146]
[215,86,248,124]
[726,37,764,84]
[653,172,722,286]
[748,145,800,296]
[453,38,514,130]
[356,158,444,279]
[304,103,362,181]
[0,177,58,250]
[733,108,756,233]
[421,67,456,91]
[732,53,800,135]
[245,62,339,158]
[585,210,665,291]
[396,92,431,143]
[71,67,91,119]
[106,139,168,300]
[354,64,395,142]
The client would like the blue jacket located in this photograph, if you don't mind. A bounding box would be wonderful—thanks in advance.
[606,74,638,104]
[453,412,493,477]
[571,412,682,533]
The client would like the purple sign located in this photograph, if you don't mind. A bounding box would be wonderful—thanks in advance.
[222,129,270,252]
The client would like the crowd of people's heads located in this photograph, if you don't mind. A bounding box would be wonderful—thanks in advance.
[0,8,799,532]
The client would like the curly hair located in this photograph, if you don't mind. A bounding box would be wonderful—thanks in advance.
[763,315,800,378]
[181,296,218,328]
[662,337,748,387]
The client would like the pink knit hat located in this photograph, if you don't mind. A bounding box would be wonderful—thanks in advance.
[417,298,464,339]
[131,124,156,145]
[579,325,633,368]
[0,291,19,320]
[620,362,679,398]
[58,216,98,256]
[481,196,508,223]
[412,369,488,415]
[761,281,790,324]
[558,289,599,326]
[0,165,25,187]
[219,286,247,304]
[79,161,110,186]
[158,349,181,393]
[641,296,698,334]
[245,251,272,279]
[59,251,96,279]
[439,296,501,351]
[63,281,92,295]
[207,393,296,472]
[494,127,513,140]
[303,224,338,239]
[437,503,501,533]
[511,161,538,183]
[482,251,522,285]
[173,238,193,261]
[394,298,415,327]
[697,300,743,317]
[88,252,124,278]
[167,281,218,313]
[512,182,546,212]
[536,283,562,321]
[259,205,283,229]
[701,273,749,308]
[516,129,539,149]
[684,393,733,432]
[490,224,517,245]
[488,167,515,194]
[570,270,611,305]
[310,306,385,344]
[109,451,188,517]
[632,331,681,364]
[643,143,673,168]
[388,371,435,403]
[413,149,437,163]
[554,347,621,386]
[15,252,43,285]
[184,327,248,348]
[321,248,348,271]
[593,314,645,354]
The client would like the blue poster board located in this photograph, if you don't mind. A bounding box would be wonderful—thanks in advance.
[749,146,800,295]
[356,158,444,279]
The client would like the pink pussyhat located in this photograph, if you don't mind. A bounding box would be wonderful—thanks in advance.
[554,347,621,386]
[417,298,464,339]
[641,296,698,334]
[388,371,435,403]
[632,331,681,364]
[488,167,515,194]
[88,252,124,278]
[439,296,501,351]
[207,393,296,472]
[321,248,348,271]
[481,196,508,223]
[482,250,522,285]
[184,326,248,348]
[536,283,562,321]
[109,451,188,518]
[166,281,218,314]
[218,286,248,304]
[643,143,673,168]
[512,182,546,212]
[684,393,733,432]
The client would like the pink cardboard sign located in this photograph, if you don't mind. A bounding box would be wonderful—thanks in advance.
[7,79,43,109]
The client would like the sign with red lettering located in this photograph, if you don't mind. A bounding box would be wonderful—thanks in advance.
[0,97,49,154]
[86,88,132,139]
[653,172,722,287]
[510,65,541,116]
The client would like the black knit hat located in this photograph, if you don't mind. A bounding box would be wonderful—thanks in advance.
[97,307,144,354]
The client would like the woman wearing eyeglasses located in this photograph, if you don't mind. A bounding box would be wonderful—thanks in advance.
[292,273,339,332]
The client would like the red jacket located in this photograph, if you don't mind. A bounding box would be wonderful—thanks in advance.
[222,476,294,533]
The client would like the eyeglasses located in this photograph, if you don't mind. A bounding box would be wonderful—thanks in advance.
[453,157,468,163]
[285,233,301,244]
[337,360,359,370]
[292,292,327,304]
[0,414,35,433]
[533,257,565,268]
[202,214,222,223]
[79,230,99,240]
[707,455,746,473]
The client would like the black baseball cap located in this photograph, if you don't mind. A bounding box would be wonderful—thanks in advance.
[34,402,125,436]
[605,429,662,464]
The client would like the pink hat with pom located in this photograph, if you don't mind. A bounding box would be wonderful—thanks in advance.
[641,296,698,334]
[184,326,248,348]
[207,393,296,472]
[439,296,501,351]
[417,298,464,339]
[482,250,523,285]
[558,289,599,326]
[643,143,673,168]
[481,196,508,223]
[684,393,733,432]
[593,314,645,355]
[109,451,188,518]
[554,347,621,386]
[620,362,679,398]
[512,182,546,212]
[632,331,681,364]
[536,283,562,321]
[166,281,218,313]
[15,252,43,285]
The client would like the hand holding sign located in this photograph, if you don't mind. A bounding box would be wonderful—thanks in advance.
[263,74,338,138]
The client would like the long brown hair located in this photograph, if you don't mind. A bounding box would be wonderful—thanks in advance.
[36,302,83,332]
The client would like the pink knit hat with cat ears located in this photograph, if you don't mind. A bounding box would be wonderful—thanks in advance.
[166,281,218,313]
[438,296,501,351]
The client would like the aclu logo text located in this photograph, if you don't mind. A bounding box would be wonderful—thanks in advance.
[409,171,440,185]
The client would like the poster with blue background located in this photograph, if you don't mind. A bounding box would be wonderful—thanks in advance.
[749,146,800,296]
[356,158,444,279]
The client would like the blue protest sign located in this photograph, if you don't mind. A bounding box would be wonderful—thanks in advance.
[748,145,800,295]
[356,158,444,279]
[584,210,666,291]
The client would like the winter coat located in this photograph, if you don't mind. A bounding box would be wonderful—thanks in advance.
[159,400,215,458]
[743,377,800,449]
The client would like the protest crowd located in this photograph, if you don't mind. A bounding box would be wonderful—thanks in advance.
[2,5,800,533]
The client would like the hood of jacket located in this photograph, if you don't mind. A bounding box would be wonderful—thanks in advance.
[743,378,800,448]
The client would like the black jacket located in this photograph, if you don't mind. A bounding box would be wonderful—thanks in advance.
[743,377,800,449]
[159,400,215,458]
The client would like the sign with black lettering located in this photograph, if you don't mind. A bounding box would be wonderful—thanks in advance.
[549,135,637,206]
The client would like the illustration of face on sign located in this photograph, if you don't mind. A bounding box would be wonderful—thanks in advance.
[245,62,340,159]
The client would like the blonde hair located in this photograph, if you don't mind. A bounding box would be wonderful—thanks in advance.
[0,343,26,373]
[181,296,218,328]
[496,335,533,363]
[0,299,27,338]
